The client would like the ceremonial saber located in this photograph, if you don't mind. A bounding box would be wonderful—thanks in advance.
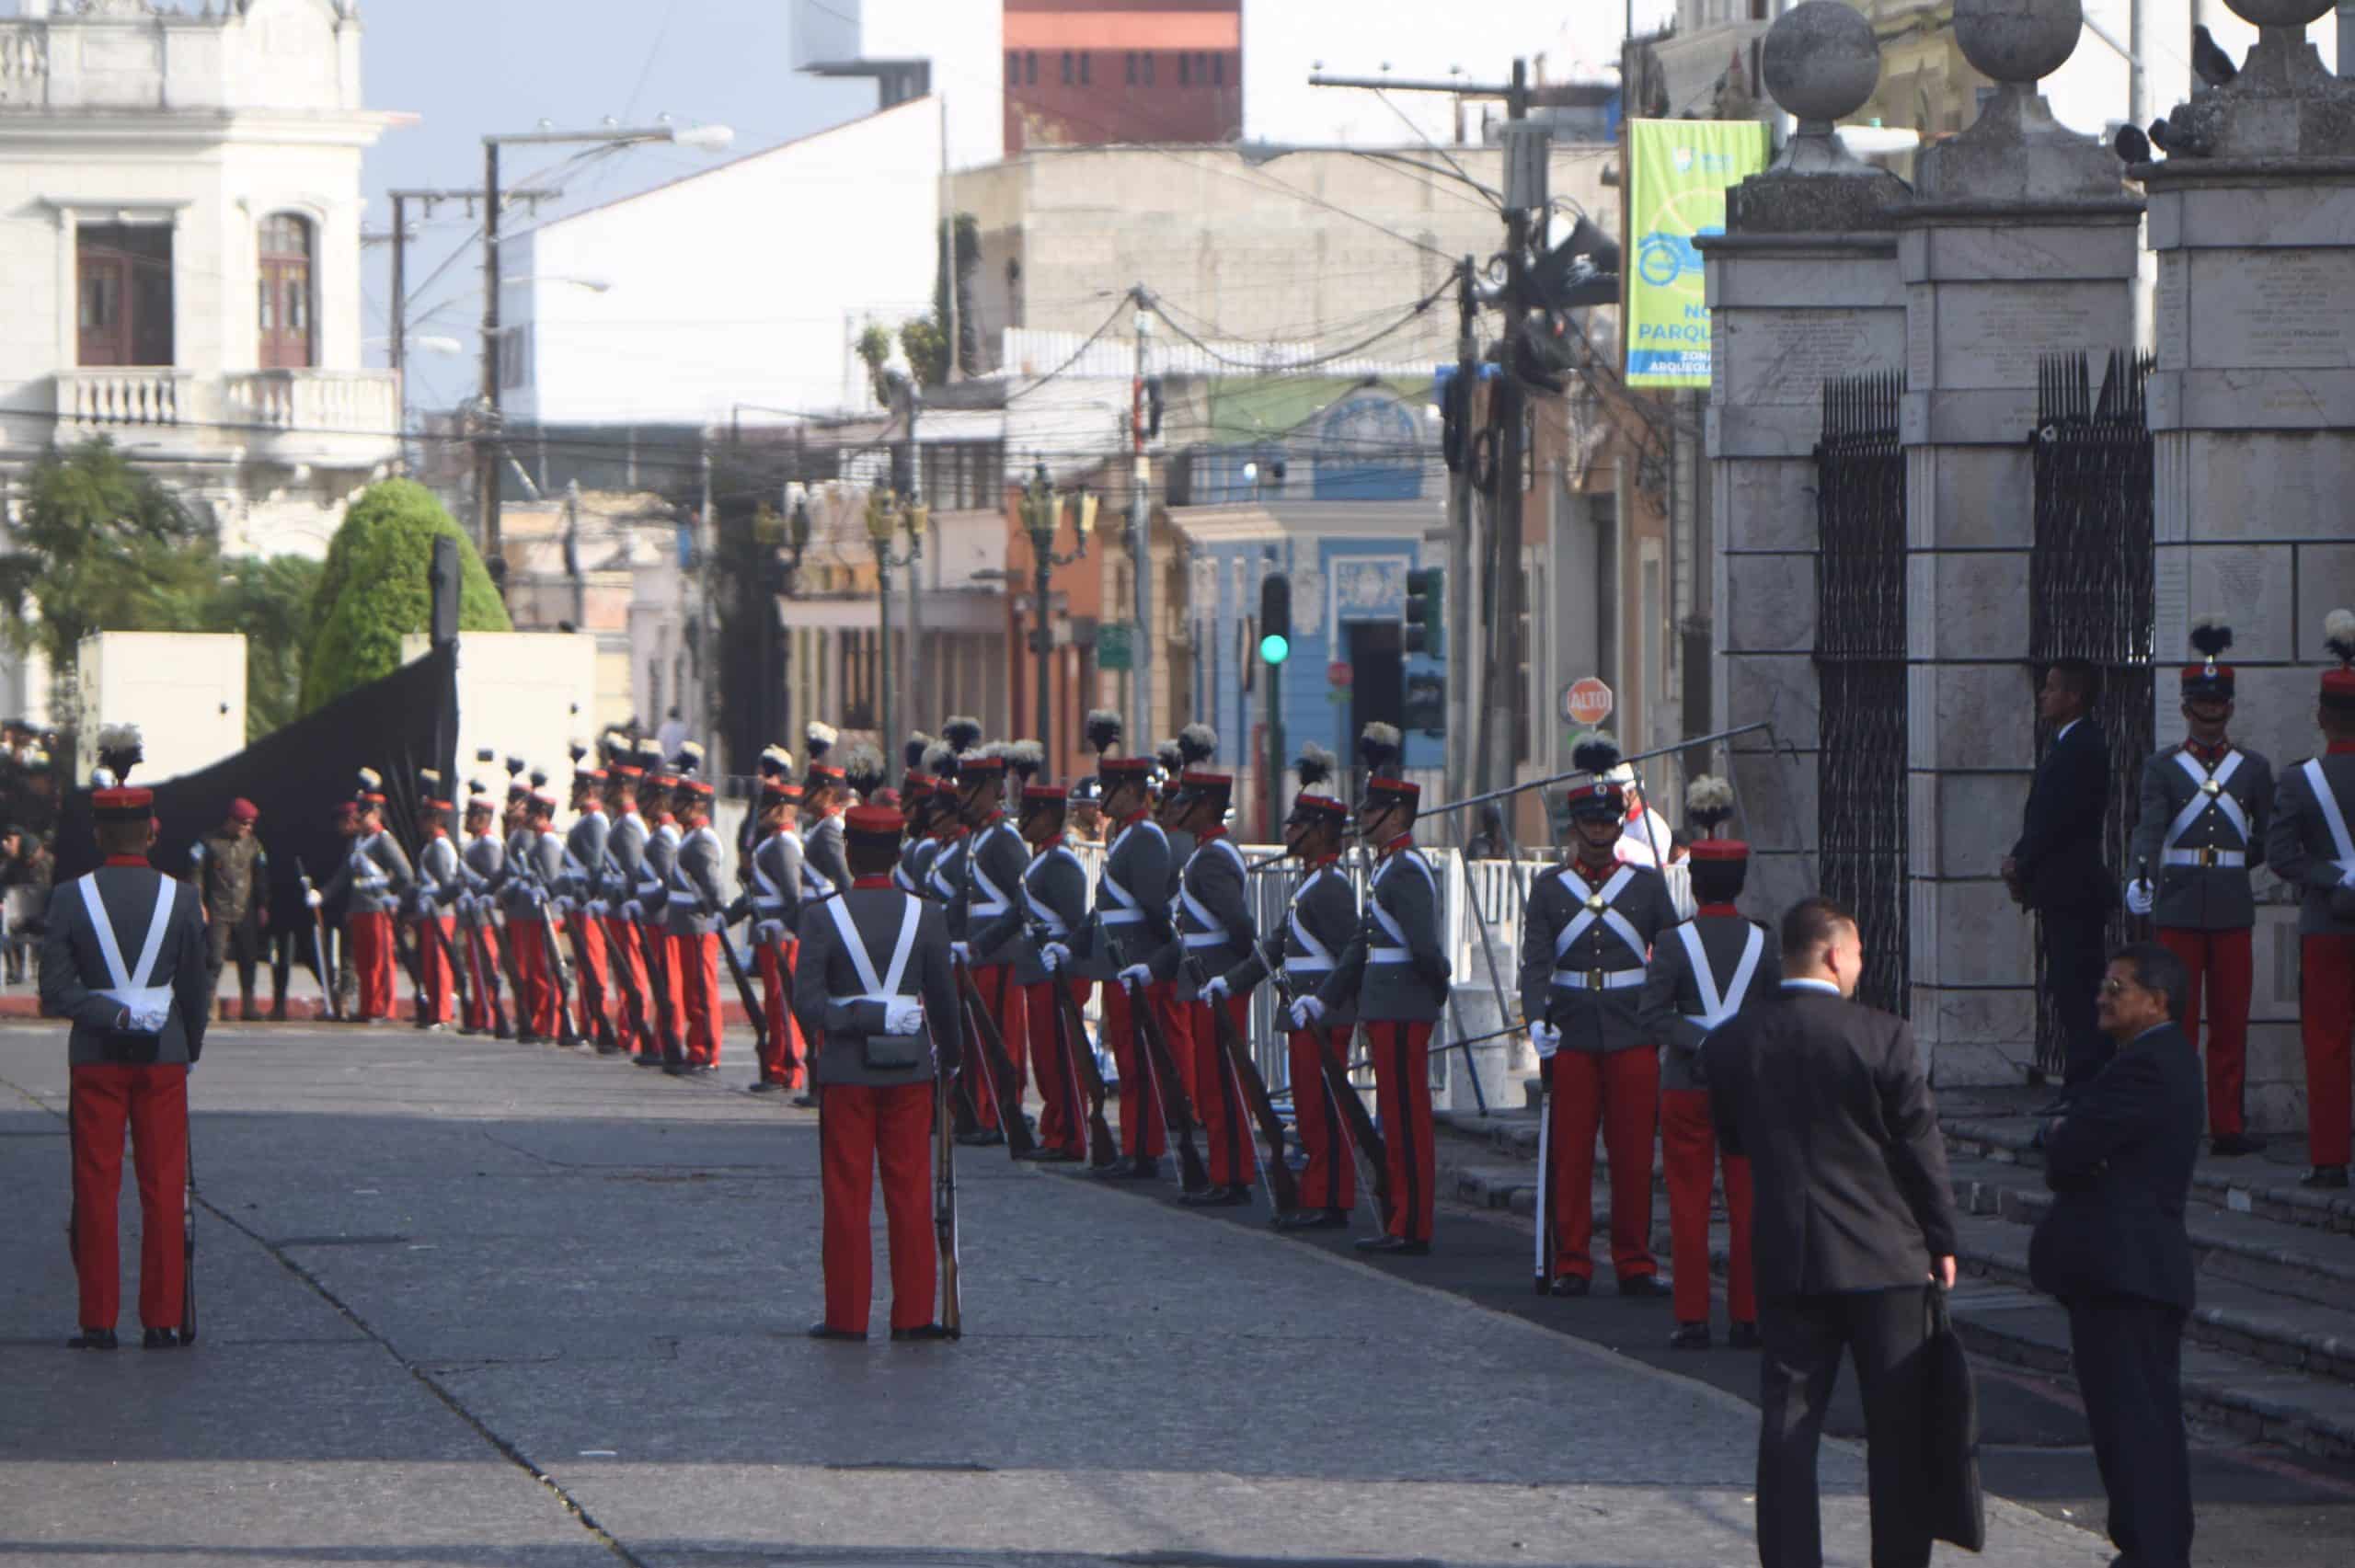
[933,1035,962,1338]
[179,1113,198,1344]
[295,859,339,1022]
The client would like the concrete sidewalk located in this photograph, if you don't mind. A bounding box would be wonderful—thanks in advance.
[0,1021,2108,1567]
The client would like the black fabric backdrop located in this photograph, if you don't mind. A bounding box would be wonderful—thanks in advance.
[52,643,458,929]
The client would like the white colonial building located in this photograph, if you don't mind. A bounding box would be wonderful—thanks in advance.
[0,0,404,576]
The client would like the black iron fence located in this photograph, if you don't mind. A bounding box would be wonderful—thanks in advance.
[1813,371,1910,1015]
[2028,350,2156,1080]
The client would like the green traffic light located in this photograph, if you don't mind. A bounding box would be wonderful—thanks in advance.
[1259,632,1291,665]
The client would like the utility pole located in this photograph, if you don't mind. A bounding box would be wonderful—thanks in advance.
[1129,289,1154,751]
[477,140,504,584]
[1448,257,1478,801]
[1485,58,1534,801]
[699,440,718,767]
[940,93,959,384]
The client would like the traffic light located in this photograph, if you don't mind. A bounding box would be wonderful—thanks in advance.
[1258,574,1292,665]
[1404,567,1443,658]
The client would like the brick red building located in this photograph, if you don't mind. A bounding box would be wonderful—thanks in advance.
[1003,0,1242,154]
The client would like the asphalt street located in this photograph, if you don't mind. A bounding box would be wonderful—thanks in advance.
[3,1022,2127,1567]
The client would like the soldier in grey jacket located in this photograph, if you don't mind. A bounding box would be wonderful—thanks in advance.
[1637,777,1776,1346]
[947,746,1030,1144]
[795,804,962,1344]
[1132,757,1260,1204]
[1013,776,1093,1162]
[1292,725,1449,1253]
[45,784,213,1349]
[410,785,465,1031]
[2269,613,2355,1187]
[601,766,656,1059]
[665,776,729,1073]
[735,777,808,1093]
[2126,627,2275,1155]
[562,765,617,1052]
[1212,744,1359,1230]
[458,785,510,1038]
[324,784,413,1024]
[1522,737,1678,1296]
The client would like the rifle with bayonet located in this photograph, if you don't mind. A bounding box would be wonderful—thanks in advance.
[1186,954,1301,1217]
[1103,926,1211,1192]
[1025,915,1119,1169]
[950,958,1040,1158]
[295,857,340,1022]
[1254,934,1392,1230]
[934,1034,962,1338]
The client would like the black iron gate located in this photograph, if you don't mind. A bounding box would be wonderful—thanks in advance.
[2028,350,2156,1080]
[1814,372,1909,1015]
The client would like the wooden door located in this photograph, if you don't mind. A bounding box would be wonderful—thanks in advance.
[258,214,314,370]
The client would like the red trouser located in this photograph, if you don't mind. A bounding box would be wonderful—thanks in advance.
[510,919,556,1037]
[1189,993,1259,1189]
[756,939,806,1088]
[2156,926,2254,1138]
[962,963,1027,1130]
[672,931,721,1066]
[644,921,684,1059]
[2303,934,2355,1166]
[819,1080,937,1333]
[68,1063,189,1333]
[1662,1086,1755,1325]
[1024,978,1092,1157]
[349,910,396,1020]
[1103,979,1165,1160]
[568,912,614,1042]
[1288,1026,1358,1213]
[603,915,654,1054]
[461,921,503,1032]
[1549,1047,1660,1280]
[414,914,455,1024]
[1367,1020,1435,1242]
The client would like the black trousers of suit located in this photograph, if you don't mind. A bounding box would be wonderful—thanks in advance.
[2067,1296,2193,1568]
[1756,1288,1934,1568]
[2042,904,2112,1087]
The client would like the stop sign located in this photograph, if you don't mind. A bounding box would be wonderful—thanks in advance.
[1327,660,1353,688]
[1562,677,1614,728]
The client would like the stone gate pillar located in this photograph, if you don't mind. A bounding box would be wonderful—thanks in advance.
[1897,0,2143,1082]
[1702,2,1911,920]
[2142,0,2355,1128]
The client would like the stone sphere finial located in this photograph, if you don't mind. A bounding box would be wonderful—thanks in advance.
[1763,1,1881,132]
[1955,0,2083,86]
[2222,0,2332,27]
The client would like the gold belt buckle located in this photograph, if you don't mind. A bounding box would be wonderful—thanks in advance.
[2199,847,2219,868]
[1589,967,1605,990]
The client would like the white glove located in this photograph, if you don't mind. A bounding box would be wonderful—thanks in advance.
[1200,975,1229,1004]
[622,899,643,922]
[128,1001,171,1034]
[753,920,784,946]
[1116,962,1154,990]
[1529,1023,1561,1060]
[304,889,323,909]
[2340,866,2355,890]
[2125,879,2155,916]
[883,998,925,1036]
[949,940,971,966]
[586,898,607,920]
[1289,995,1326,1029]
[1040,942,1069,973]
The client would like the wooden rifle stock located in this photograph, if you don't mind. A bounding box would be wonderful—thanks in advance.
[1027,921,1119,1168]
[179,1120,197,1344]
[1108,932,1210,1191]
[934,1054,962,1337]
[1257,938,1391,1227]
[952,961,1040,1158]
[1187,957,1300,1215]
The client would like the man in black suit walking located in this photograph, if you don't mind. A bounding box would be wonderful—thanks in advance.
[2029,942,2203,1568]
[1706,897,1959,1568]
[2005,658,2114,1100]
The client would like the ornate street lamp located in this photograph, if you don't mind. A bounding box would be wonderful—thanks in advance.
[863,485,926,747]
[1018,459,1097,763]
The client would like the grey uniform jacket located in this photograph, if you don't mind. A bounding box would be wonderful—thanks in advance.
[1077,817,1175,975]
[603,812,648,909]
[562,808,611,908]
[329,830,413,918]
[460,831,504,928]
[749,829,806,937]
[1013,838,1089,985]
[2129,742,2273,930]
[1521,859,1678,1052]
[802,814,851,896]
[1221,859,1359,1028]
[2267,750,2355,936]
[638,821,678,923]
[792,884,964,1087]
[1147,831,1255,1001]
[498,826,540,920]
[413,833,463,919]
[527,830,566,919]
[927,834,970,938]
[664,824,726,937]
[1317,843,1450,1024]
[960,817,1034,968]
[1639,910,1780,1092]
[43,864,212,1067]
[897,835,936,897]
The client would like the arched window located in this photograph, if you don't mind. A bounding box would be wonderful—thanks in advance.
[258,213,315,370]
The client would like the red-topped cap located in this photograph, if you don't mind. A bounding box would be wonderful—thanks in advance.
[679,777,713,798]
[845,805,903,838]
[1022,783,1067,806]
[1689,839,1750,862]
[1101,755,1155,777]
[959,752,1007,774]
[1290,792,1348,818]
[93,786,155,820]
[1178,768,1232,788]
[761,777,802,803]
[2326,668,2355,712]
[1366,775,1420,800]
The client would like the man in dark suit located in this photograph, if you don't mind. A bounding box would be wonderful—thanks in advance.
[1706,896,1959,1568]
[2028,942,2203,1568]
[2005,658,2114,1100]
[42,784,212,1351]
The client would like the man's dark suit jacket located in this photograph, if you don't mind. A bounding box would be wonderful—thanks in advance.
[2011,717,2111,911]
[2028,1024,2204,1310]
[1706,985,1960,1297]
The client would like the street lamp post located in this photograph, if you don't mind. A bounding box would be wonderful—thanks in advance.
[1018,460,1097,766]
[863,486,926,753]
[476,121,732,590]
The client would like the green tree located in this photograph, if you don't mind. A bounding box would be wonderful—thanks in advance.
[855,321,896,406]
[301,479,509,713]
[206,555,324,741]
[903,212,980,388]
[0,441,217,707]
